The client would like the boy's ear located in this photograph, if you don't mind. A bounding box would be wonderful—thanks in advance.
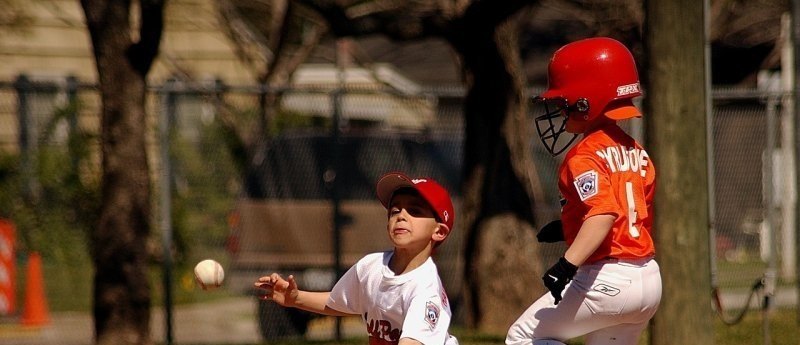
[432,223,451,242]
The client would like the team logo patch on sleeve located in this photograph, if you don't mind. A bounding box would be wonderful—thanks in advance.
[424,301,440,330]
[574,170,598,201]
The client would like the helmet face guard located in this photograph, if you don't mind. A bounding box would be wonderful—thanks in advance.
[533,97,579,156]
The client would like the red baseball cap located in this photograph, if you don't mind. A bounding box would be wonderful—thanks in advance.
[376,172,455,230]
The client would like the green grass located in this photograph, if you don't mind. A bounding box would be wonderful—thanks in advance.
[712,307,798,345]
[714,256,797,289]
[450,309,800,345]
[169,307,798,345]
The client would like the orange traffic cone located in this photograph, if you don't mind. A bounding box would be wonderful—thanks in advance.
[20,251,49,326]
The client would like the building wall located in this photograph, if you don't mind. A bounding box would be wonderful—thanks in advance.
[0,0,262,152]
[0,0,258,84]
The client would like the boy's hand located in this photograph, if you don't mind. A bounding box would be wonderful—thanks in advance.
[542,257,578,305]
[254,273,300,307]
[536,220,565,243]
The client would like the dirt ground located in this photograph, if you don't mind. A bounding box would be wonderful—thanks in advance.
[0,296,368,345]
[0,287,796,345]
[0,296,259,345]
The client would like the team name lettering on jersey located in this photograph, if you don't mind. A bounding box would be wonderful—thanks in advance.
[366,315,401,345]
[595,145,650,177]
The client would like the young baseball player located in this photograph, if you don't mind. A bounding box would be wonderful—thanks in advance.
[505,37,662,345]
[255,171,458,345]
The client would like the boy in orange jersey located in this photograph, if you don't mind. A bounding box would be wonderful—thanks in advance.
[506,37,662,345]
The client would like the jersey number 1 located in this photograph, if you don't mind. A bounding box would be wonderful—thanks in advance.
[625,182,641,239]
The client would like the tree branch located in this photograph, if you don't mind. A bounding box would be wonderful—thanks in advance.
[215,0,272,78]
[129,0,165,75]
[460,0,537,31]
[269,18,328,85]
[295,0,540,46]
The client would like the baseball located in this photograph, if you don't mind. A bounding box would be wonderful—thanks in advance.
[194,259,224,290]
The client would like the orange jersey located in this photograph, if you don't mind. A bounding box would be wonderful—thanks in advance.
[558,124,656,263]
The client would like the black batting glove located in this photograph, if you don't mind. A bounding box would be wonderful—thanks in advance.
[542,257,578,305]
[536,220,565,243]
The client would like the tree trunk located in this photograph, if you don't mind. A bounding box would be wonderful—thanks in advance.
[643,1,714,344]
[93,69,152,345]
[81,1,164,344]
[452,12,544,333]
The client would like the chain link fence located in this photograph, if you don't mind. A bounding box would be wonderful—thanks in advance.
[0,75,796,344]
[710,82,797,325]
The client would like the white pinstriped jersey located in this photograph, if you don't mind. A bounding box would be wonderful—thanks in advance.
[328,252,458,345]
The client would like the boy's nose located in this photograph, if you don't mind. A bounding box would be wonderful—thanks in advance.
[397,209,408,220]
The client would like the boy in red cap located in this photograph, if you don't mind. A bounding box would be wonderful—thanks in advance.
[506,37,661,345]
[255,171,458,345]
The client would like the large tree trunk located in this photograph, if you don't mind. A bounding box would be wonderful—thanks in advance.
[451,11,544,333]
[81,1,164,344]
[643,0,714,344]
[92,67,152,345]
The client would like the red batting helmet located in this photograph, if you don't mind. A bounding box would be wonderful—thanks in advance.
[534,37,642,155]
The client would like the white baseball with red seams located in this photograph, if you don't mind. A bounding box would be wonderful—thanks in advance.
[194,259,224,290]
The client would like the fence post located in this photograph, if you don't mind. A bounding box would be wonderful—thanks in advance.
[329,88,344,341]
[14,74,38,201]
[793,0,800,326]
[214,78,227,130]
[159,78,177,345]
[763,90,778,345]
[66,75,80,172]
[705,0,720,300]
[780,14,797,283]
[258,81,269,138]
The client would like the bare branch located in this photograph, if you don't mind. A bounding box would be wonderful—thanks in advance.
[268,0,289,52]
[345,0,404,18]
[259,2,328,84]
[214,0,272,78]
[130,0,165,75]
[710,0,787,46]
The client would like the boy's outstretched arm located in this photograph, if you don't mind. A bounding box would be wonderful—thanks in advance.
[254,273,353,316]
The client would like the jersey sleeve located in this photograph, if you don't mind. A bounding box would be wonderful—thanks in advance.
[565,152,622,220]
[327,262,362,314]
[400,289,452,345]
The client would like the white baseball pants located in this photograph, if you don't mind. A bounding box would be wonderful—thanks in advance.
[506,257,661,345]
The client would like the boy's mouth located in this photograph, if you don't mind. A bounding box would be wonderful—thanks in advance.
[392,227,410,234]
